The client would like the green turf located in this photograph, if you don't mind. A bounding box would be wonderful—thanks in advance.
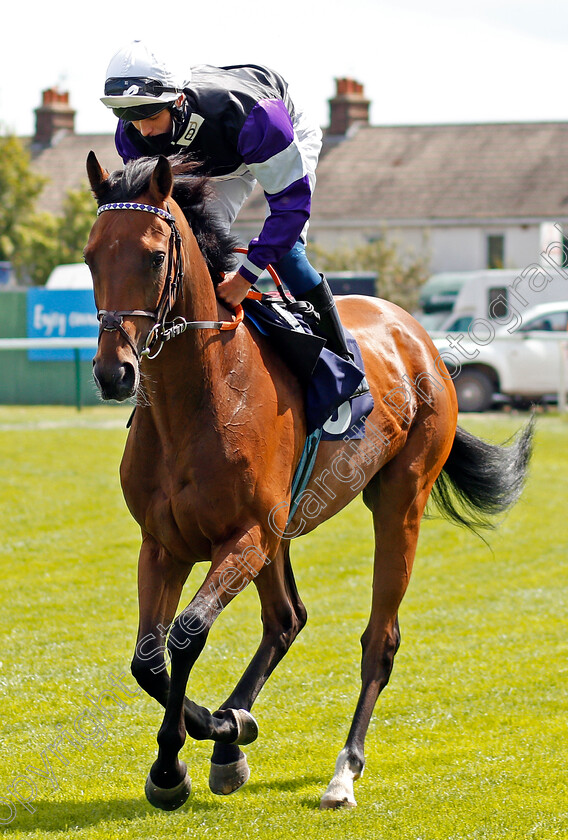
[0,406,567,839]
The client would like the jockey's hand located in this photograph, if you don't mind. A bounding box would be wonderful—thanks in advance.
[216,270,252,308]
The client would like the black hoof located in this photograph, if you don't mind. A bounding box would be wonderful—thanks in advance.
[144,763,192,811]
[209,751,250,795]
[230,709,258,745]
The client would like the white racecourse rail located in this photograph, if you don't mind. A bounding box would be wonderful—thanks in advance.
[0,338,98,410]
[0,337,566,412]
[0,338,97,350]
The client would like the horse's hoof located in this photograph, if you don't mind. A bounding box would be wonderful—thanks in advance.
[230,708,258,745]
[209,751,250,795]
[320,747,361,809]
[319,791,357,809]
[144,763,192,811]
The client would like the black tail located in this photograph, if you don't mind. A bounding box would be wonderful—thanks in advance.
[429,415,535,533]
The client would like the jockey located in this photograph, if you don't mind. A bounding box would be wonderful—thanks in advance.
[100,40,357,365]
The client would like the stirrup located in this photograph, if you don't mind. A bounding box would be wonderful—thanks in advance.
[351,375,370,398]
[286,300,319,322]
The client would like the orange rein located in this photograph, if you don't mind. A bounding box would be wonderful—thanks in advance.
[219,305,245,330]
[219,248,284,330]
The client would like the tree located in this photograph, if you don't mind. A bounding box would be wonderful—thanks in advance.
[20,185,96,285]
[0,133,48,268]
[308,232,431,313]
[0,131,97,285]
[58,186,98,267]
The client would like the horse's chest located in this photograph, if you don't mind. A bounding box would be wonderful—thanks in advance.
[121,410,288,560]
[149,488,211,560]
[125,461,244,561]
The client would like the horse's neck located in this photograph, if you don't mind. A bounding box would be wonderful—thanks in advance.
[145,241,244,424]
[179,236,220,325]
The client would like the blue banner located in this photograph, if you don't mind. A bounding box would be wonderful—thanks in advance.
[27,289,98,361]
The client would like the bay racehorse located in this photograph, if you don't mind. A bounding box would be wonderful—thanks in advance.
[85,152,533,810]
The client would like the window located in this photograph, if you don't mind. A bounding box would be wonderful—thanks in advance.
[519,310,568,332]
[447,315,473,332]
[487,235,504,269]
[487,287,508,319]
[562,234,568,268]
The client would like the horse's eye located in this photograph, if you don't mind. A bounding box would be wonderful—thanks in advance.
[151,252,166,270]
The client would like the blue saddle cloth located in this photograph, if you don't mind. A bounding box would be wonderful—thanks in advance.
[242,298,374,441]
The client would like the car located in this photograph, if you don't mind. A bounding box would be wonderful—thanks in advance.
[432,300,568,411]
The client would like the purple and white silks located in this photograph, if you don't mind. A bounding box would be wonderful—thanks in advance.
[236,98,321,283]
[113,68,322,282]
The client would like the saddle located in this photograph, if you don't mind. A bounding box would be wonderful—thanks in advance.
[242,290,374,441]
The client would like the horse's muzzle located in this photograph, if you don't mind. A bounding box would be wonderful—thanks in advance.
[93,353,139,401]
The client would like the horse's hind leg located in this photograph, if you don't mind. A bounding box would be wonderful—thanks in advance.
[209,542,307,794]
[320,437,444,809]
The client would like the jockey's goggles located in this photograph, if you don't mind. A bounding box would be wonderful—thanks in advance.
[101,76,182,119]
[104,76,181,99]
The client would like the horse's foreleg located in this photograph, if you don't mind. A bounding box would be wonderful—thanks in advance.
[145,531,268,810]
[130,534,227,743]
[209,543,307,794]
[320,451,437,810]
[130,534,187,703]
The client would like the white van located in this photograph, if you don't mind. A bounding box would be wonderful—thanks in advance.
[416,268,568,335]
[46,263,92,289]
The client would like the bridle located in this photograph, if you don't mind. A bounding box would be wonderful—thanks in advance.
[95,201,243,360]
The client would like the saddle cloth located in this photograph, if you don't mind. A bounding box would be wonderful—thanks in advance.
[242,297,374,441]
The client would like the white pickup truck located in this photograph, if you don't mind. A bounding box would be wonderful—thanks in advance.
[432,300,568,411]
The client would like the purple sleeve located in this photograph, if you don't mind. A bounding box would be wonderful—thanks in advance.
[115,121,142,164]
[236,100,312,282]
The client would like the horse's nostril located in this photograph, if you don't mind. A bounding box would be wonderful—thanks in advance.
[121,362,136,394]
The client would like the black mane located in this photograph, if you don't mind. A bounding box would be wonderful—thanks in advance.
[97,155,239,281]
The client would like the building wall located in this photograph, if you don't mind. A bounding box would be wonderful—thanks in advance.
[422,224,543,273]
[296,221,547,275]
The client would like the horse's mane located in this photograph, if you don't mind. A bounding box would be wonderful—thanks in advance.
[96,155,239,282]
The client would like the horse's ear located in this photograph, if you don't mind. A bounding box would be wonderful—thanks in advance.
[149,155,174,203]
[86,151,110,199]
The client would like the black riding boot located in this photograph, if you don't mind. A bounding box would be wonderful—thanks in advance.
[298,276,352,360]
[298,276,369,396]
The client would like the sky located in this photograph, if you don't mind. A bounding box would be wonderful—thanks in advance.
[2,0,568,139]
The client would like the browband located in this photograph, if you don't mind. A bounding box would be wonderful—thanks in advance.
[97,202,176,223]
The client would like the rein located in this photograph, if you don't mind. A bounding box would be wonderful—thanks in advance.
[95,201,243,360]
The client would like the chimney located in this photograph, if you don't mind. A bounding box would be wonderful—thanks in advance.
[34,88,76,145]
[328,78,370,135]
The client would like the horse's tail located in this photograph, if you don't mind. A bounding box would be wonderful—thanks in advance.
[429,415,535,532]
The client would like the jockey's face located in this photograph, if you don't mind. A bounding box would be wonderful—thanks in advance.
[132,108,173,137]
[131,94,185,137]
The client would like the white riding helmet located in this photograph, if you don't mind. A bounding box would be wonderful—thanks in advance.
[101,40,190,119]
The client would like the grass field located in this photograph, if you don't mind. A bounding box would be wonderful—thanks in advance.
[0,406,567,839]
